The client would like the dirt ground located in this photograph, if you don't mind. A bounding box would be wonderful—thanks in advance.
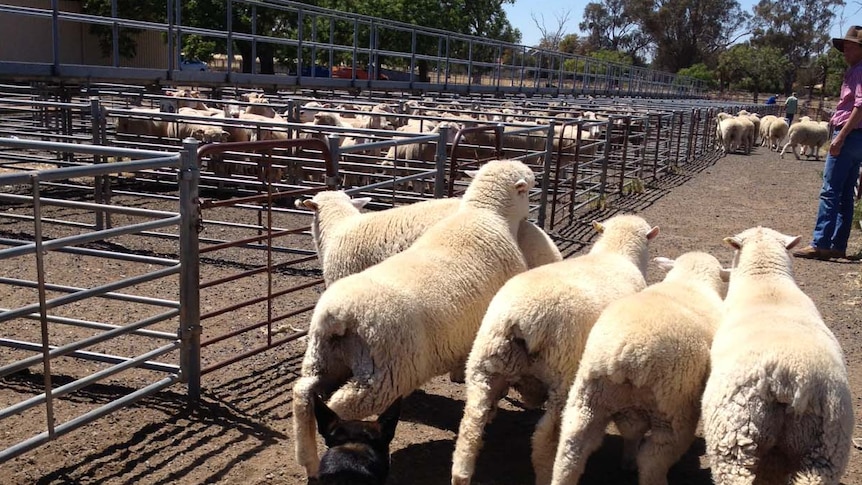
[2,144,862,485]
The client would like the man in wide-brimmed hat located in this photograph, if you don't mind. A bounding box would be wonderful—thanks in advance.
[794,26,862,260]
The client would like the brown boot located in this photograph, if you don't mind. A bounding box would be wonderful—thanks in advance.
[792,245,839,260]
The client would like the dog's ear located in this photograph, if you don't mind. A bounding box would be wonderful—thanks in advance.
[377,397,402,444]
[313,394,340,437]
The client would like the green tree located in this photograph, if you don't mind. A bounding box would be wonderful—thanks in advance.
[579,0,650,64]
[630,0,750,72]
[717,43,791,100]
[677,63,717,88]
[81,0,166,59]
[749,0,844,93]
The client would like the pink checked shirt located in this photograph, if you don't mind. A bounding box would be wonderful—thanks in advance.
[830,59,862,129]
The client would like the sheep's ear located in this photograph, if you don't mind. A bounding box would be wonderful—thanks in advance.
[591,220,605,233]
[653,256,675,272]
[298,199,319,211]
[377,397,402,444]
[351,197,372,209]
[464,170,478,179]
[313,394,340,437]
[720,267,732,282]
[646,226,660,241]
[723,236,742,250]
[515,178,529,195]
[784,235,802,250]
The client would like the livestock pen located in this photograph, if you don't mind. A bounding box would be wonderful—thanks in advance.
[0,82,768,472]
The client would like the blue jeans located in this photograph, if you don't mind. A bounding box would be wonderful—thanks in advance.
[811,129,862,251]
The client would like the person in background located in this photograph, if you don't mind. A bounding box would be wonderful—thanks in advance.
[784,92,799,124]
[765,94,777,105]
[793,26,862,260]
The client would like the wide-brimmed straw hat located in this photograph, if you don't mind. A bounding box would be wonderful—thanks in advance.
[832,26,862,52]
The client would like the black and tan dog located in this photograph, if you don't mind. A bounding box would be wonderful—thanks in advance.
[313,394,402,485]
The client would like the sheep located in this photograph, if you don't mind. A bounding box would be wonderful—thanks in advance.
[381,120,461,194]
[293,160,538,479]
[295,192,561,287]
[759,115,779,147]
[701,226,853,484]
[716,112,746,156]
[550,252,728,485]
[451,214,659,485]
[767,118,789,152]
[780,120,830,160]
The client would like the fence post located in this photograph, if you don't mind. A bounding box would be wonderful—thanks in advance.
[434,125,449,198]
[536,121,555,229]
[178,138,201,403]
[90,97,106,231]
[326,134,342,189]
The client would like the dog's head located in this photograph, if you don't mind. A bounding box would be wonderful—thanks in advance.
[313,394,402,484]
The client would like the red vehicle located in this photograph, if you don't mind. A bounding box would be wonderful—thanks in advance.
[331,66,388,80]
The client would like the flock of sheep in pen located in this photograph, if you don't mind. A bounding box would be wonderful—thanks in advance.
[286,160,853,485]
[110,89,850,484]
[111,88,609,190]
[716,110,830,160]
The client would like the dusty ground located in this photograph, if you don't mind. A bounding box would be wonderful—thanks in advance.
[2,143,862,485]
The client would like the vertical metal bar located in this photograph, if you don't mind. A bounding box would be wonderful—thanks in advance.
[410,29,417,85]
[111,0,120,67]
[51,0,60,74]
[444,36,451,86]
[178,138,201,403]
[31,175,56,439]
[434,125,449,198]
[251,5,257,75]
[167,0,174,72]
[537,121,555,229]
[352,19,359,82]
[599,122,612,197]
[297,9,304,78]
[90,97,105,231]
[436,37,443,84]
[227,0,233,75]
[467,41,473,88]
[327,135,342,189]
[310,13,317,78]
[329,18,335,75]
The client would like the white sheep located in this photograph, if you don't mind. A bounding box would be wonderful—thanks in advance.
[296,192,561,287]
[451,214,659,485]
[780,120,830,160]
[293,160,539,479]
[550,252,728,485]
[758,115,778,147]
[702,226,853,484]
[716,113,746,156]
[767,118,789,152]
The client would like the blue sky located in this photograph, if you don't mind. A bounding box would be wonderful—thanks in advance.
[502,0,855,48]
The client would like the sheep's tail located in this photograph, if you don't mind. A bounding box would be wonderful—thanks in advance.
[293,376,322,478]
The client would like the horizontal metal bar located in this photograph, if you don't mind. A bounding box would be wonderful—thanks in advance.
[0,137,174,160]
[0,193,179,219]
[0,238,178,267]
[0,277,179,308]
[0,215,181,260]
[0,156,181,186]
[0,375,179,464]
[0,310,176,340]
[0,341,180,420]
[0,266,180,326]
[0,308,181,378]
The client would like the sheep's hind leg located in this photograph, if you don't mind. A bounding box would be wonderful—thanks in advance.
[292,376,324,478]
[549,383,610,485]
[614,408,650,471]
[451,371,510,485]
[635,414,696,485]
[326,370,403,422]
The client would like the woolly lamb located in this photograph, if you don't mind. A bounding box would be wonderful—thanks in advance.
[293,160,537,479]
[296,192,561,287]
[767,118,789,152]
[551,252,728,485]
[780,120,829,160]
[451,215,659,485]
[702,226,853,484]
[759,115,779,147]
[716,113,746,156]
